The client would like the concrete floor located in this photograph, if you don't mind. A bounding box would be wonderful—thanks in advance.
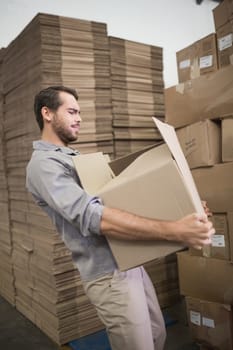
[0,295,199,350]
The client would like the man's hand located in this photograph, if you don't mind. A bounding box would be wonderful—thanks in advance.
[173,213,215,250]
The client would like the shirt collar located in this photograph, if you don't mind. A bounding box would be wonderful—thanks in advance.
[33,140,80,155]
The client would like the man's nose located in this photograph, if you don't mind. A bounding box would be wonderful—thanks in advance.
[76,113,82,122]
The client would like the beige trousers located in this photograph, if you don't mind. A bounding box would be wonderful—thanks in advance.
[83,266,166,350]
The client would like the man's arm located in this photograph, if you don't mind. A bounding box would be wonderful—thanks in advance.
[100,206,215,250]
[27,154,214,248]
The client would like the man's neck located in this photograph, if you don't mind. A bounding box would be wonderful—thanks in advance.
[41,130,67,147]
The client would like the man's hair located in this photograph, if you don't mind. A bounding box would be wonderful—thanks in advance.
[34,86,79,130]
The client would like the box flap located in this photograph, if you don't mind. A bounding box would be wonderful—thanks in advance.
[109,143,158,176]
[106,144,171,180]
[152,117,204,214]
[72,152,114,195]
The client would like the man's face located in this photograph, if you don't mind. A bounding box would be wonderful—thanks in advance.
[51,91,81,145]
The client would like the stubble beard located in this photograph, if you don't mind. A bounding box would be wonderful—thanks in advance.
[52,118,78,145]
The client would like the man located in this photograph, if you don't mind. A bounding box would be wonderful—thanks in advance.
[26,86,214,350]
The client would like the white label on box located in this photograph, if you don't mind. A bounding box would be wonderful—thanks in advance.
[199,55,213,69]
[218,34,233,51]
[179,59,191,69]
[202,317,215,328]
[211,234,225,247]
[190,311,201,326]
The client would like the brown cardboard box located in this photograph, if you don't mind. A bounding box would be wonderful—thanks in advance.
[217,19,233,67]
[190,213,230,260]
[185,296,233,350]
[176,33,218,83]
[228,212,233,262]
[198,33,218,76]
[213,0,233,30]
[177,251,233,304]
[176,41,198,83]
[165,64,233,129]
[73,118,204,271]
[176,119,221,169]
[192,162,233,212]
[222,116,233,161]
[208,214,230,260]
[176,115,232,165]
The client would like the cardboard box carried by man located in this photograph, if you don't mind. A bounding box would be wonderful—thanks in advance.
[73,118,205,271]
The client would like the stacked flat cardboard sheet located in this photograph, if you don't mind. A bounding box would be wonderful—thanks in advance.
[75,139,114,157]
[0,48,15,306]
[58,16,113,156]
[11,203,102,343]
[2,13,113,155]
[114,139,162,157]
[1,13,108,344]
[109,37,164,157]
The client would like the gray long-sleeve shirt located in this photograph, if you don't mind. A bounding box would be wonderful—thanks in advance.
[26,140,117,281]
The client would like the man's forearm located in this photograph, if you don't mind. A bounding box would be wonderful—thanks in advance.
[100,206,172,241]
[100,206,215,249]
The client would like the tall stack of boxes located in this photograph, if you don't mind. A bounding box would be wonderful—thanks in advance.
[58,16,114,156]
[0,48,15,306]
[109,36,164,157]
[214,0,233,68]
[165,1,233,348]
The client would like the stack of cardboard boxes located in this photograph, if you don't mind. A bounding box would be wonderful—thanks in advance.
[109,36,164,158]
[0,48,15,306]
[165,1,233,348]
[214,0,233,68]
[57,16,114,156]
[176,0,233,82]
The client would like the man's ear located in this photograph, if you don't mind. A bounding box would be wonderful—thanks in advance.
[41,106,53,123]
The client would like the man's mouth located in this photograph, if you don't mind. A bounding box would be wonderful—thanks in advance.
[71,124,80,131]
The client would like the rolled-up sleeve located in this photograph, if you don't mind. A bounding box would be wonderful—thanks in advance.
[26,156,104,236]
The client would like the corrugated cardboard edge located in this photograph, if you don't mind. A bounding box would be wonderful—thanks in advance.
[152,117,204,214]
